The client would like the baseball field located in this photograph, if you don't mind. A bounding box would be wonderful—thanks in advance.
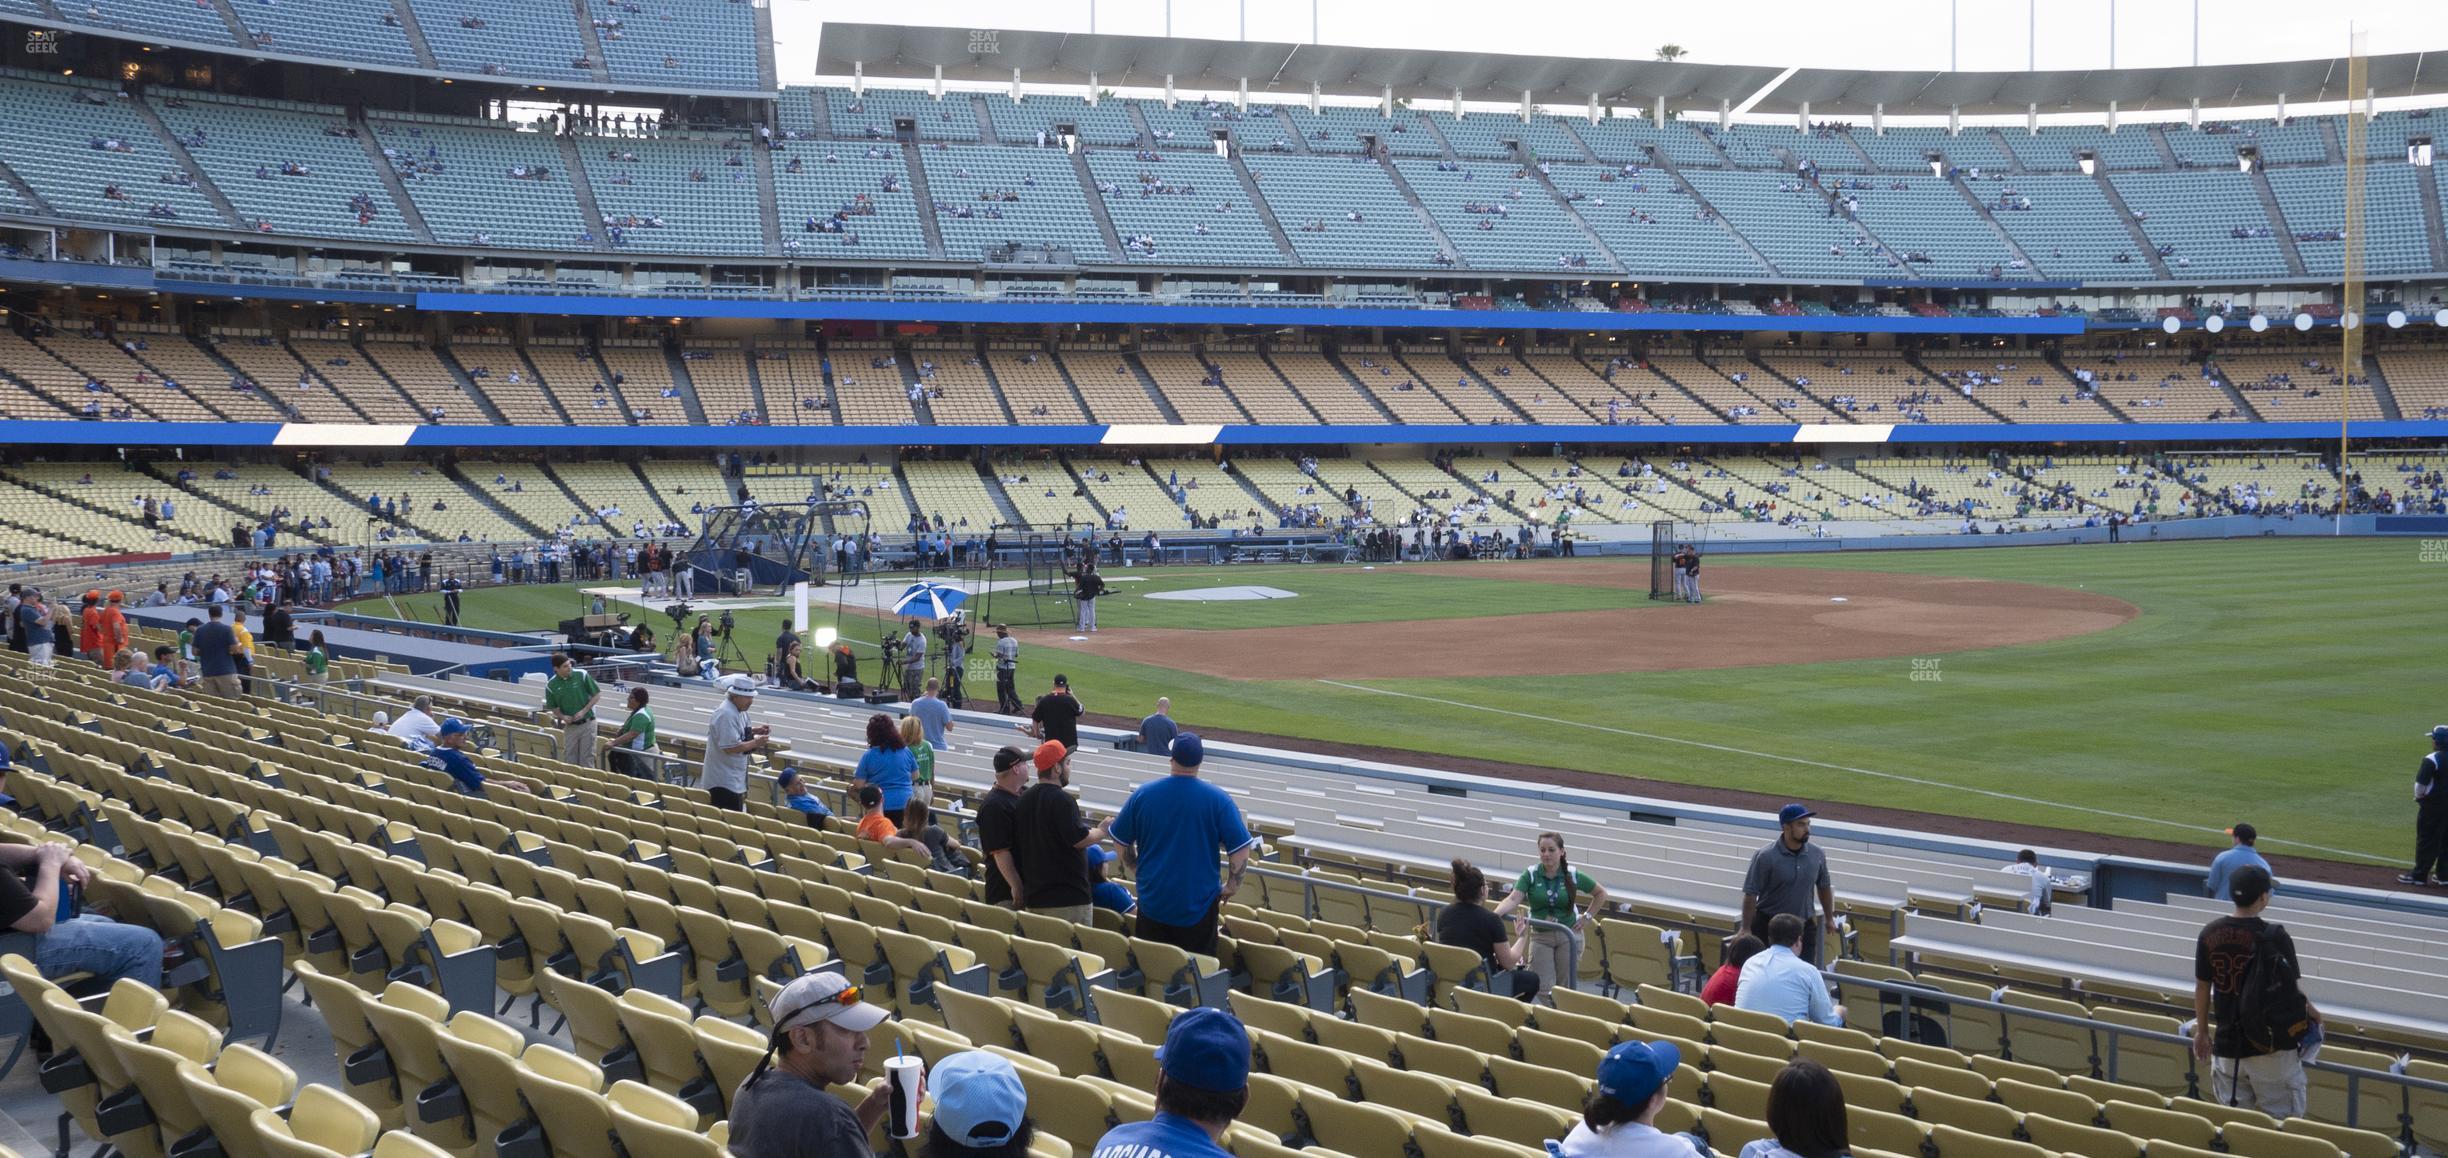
[362,536,2430,875]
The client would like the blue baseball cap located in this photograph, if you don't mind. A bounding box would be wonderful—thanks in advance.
[1155,1007,1249,1093]
[928,1051,1029,1148]
[1777,803,1815,825]
[438,718,472,737]
[1086,845,1116,866]
[1170,733,1204,768]
[2430,725,2448,744]
[1595,1039,1680,1105]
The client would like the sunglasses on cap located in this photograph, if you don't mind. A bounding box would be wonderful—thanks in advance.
[775,984,864,1034]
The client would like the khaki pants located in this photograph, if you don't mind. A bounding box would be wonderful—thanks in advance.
[2212,1052,2306,1119]
[912,783,935,811]
[198,673,242,698]
[1030,903,1096,929]
[1528,927,1584,997]
[560,721,597,767]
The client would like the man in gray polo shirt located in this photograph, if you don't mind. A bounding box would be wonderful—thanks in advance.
[1741,803,1838,967]
[698,675,770,811]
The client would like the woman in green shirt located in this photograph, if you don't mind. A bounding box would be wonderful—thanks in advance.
[1492,831,1611,998]
[301,629,331,709]
[608,686,659,780]
[898,714,934,807]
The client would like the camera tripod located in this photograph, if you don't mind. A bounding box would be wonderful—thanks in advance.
[716,627,747,669]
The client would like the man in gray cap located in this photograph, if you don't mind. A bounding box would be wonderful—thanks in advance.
[729,971,893,1158]
[699,675,771,812]
[2402,725,2448,887]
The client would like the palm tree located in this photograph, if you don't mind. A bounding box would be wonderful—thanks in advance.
[1655,44,1687,62]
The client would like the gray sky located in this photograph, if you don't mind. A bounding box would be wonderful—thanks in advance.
[774,0,2448,78]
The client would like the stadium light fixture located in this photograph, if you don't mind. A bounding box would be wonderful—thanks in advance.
[2249,314,2269,332]
[2342,311,2360,330]
[814,627,839,649]
[2435,308,2448,327]
[2161,316,2181,334]
[2204,314,2224,333]
[2293,313,2315,331]
[2387,310,2407,328]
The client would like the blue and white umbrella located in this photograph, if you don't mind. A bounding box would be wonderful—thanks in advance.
[891,581,969,620]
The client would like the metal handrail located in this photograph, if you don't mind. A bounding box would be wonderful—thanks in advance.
[1828,970,2444,1144]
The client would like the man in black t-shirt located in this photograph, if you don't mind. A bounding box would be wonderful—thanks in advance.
[2192,865,2317,1118]
[0,841,166,988]
[1434,859,1539,1000]
[1012,740,1108,925]
[975,747,1029,908]
[1020,674,1083,752]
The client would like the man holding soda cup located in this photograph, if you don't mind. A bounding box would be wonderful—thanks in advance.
[728,972,897,1157]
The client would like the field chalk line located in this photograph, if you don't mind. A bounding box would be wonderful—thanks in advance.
[1314,680,2381,861]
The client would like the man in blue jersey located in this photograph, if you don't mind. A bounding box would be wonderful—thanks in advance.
[1091,1008,1246,1158]
[1107,734,1254,956]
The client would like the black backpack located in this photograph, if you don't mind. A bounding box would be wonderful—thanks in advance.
[2236,922,2311,1055]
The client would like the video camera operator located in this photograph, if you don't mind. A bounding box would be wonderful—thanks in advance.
[937,612,970,706]
[900,618,927,700]
[993,623,1021,713]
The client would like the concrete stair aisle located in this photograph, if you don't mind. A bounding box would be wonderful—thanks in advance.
[439,462,551,537]
[1547,118,1603,165]
[1516,153,1628,274]
[1635,356,1737,422]
[1054,456,1115,526]
[1122,353,1182,422]
[1404,458,1531,522]
[1833,128,1882,171]
[1899,351,2018,423]
[1225,152,1303,263]
[658,345,713,425]
[737,344,779,423]
[2246,167,2311,277]
[119,333,297,423]
[1373,151,1467,268]
[351,115,438,244]
[555,135,615,253]
[201,0,251,50]
[1264,107,1314,154]
[965,342,1023,424]
[2198,360,2266,421]
[751,140,784,255]
[901,140,948,259]
[2088,166,2176,279]
[566,0,614,84]
[1403,347,1532,424]
[1645,149,1781,277]
[2040,351,2136,421]
[1777,151,1911,269]
[1987,129,2027,174]
[971,460,1029,531]
[128,94,246,230]
[0,158,53,215]
[1065,146,1129,258]
[1948,173,2044,276]
[2144,125,2184,169]
[439,343,558,425]
[384,0,441,69]
[1121,102,1157,148]
[2420,164,2448,271]
[1328,346,1453,423]
[135,462,339,547]
[2362,355,2406,421]
[1045,346,1104,423]
[629,461,686,526]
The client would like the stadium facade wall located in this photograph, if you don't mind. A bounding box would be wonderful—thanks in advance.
[6,418,2442,449]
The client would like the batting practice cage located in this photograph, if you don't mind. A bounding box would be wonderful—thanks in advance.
[1649,520,1676,600]
[971,531,1073,628]
[683,500,869,596]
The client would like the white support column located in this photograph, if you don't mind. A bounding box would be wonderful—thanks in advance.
[1011,69,1023,101]
[1453,88,1463,117]
[1165,74,1176,109]
[2275,92,2286,121]
[2189,97,2201,128]
[1237,77,1248,111]
[1520,89,1533,123]
[1588,93,1600,126]
[1383,85,1394,117]
[1310,82,1321,114]
[1797,100,1810,133]
[1653,95,1664,124]
[931,65,943,99]
[1949,105,1960,135]
[1718,98,1730,130]
[1874,103,1884,134]
[2106,100,2118,131]
[2027,103,2038,135]
[1086,73,1098,105]
[852,62,863,96]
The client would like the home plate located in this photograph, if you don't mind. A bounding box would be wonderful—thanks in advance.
[1146,585,1300,602]
[1830,597,1849,603]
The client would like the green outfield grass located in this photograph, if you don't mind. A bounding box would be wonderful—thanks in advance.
[361,538,2428,867]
